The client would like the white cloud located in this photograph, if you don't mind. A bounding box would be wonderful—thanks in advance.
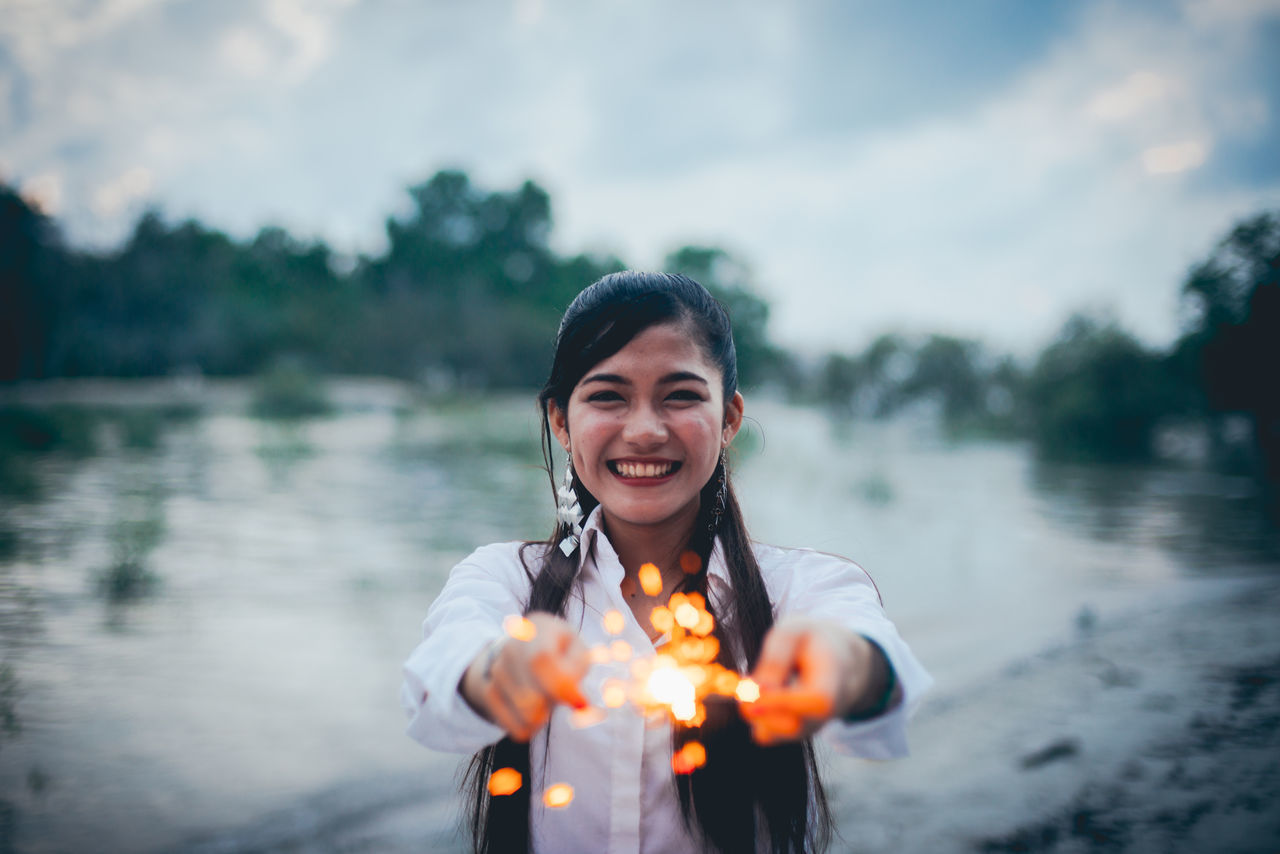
[1141,139,1210,174]
[0,0,1276,354]
[219,28,273,79]
[547,0,1280,354]
[20,171,64,215]
[266,0,357,84]
[91,166,153,217]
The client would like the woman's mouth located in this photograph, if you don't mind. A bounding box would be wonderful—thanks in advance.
[609,460,681,479]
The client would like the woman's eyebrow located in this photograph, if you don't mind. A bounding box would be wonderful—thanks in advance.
[660,371,708,385]
[581,372,629,385]
[580,371,708,386]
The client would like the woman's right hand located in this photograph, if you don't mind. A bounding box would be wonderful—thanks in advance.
[459,612,591,742]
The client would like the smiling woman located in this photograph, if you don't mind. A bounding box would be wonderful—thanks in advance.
[400,271,931,854]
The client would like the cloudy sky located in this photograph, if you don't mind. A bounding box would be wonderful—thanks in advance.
[2,0,1278,355]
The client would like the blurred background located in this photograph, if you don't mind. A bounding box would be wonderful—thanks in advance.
[1,0,1279,851]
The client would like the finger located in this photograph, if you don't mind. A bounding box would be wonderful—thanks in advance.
[501,655,554,728]
[485,680,534,741]
[747,688,834,719]
[750,714,804,745]
[753,625,805,690]
[530,648,589,710]
[492,652,552,738]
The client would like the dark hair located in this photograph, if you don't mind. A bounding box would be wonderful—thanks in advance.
[463,271,832,853]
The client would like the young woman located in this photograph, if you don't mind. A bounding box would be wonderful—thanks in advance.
[401,272,930,853]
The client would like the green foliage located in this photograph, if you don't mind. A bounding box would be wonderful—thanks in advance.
[0,406,97,456]
[97,517,164,601]
[808,333,1021,436]
[1173,211,1280,483]
[664,246,784,390]
[250,361,333,419]
[0,663,18,741]
[1025,315,1179,461]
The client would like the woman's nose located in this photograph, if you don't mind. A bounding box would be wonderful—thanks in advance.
[622,405,668,447]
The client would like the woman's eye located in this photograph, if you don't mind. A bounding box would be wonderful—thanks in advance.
[668,389,704,402]
[587,390,624,402]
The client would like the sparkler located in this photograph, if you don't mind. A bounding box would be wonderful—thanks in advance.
[490,559,775,808]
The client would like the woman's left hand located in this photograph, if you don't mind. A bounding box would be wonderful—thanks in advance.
[740,616,891,745]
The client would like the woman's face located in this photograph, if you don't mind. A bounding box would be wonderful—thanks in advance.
[549,321,744,537]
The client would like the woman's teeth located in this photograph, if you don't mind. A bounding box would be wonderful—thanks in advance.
[612,461,677,478]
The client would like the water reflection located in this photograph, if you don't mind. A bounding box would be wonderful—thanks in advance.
[1029,459,1280,570]
[0,388,1274,852]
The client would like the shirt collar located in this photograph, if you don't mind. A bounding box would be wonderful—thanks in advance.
[575,505,734,606]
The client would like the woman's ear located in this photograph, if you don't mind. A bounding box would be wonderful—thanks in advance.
[548,400,571,453]
[722,391,745,447]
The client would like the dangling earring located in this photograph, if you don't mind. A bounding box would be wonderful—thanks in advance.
[557,452,583,556]
[707,449,727,534]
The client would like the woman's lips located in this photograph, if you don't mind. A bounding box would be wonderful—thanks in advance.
[608,460,681,479]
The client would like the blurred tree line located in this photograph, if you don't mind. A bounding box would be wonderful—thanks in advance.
[1,173,1277,488]
[802,210,1279,492]
[0,171,771,390]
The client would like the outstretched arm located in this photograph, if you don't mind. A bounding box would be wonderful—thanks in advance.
[458,612,591,743]
[740,616,900,745]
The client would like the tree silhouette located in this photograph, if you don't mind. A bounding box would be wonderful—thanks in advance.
[1175,211,1280,486]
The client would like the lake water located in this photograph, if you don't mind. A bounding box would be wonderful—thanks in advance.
[0,382,1276,853]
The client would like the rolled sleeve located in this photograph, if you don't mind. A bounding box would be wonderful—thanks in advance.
[401,542,533,754]
[763,547,932,759]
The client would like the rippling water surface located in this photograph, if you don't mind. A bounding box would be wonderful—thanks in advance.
[0,383,1275,853]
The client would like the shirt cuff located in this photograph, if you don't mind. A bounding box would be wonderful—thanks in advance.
[402,625,506,753]
[819,625,932,759]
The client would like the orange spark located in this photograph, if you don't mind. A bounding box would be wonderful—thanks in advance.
[543,783,574,808]
[602,679,628,708]
[671,739,709,774]
[589,645,612,665]
[713,669,740,695]
[638,563,663,596]
[503,615,537,642]
[602,610,626,635]
[610,639,632,661]
[735,678,760,703]
[673,602,700,629]
[570,706,606,729]
[488,767,522,796]
[649,606,674,634]
[679,550,702,574]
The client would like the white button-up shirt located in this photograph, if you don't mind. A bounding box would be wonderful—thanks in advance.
[402,508,931,854]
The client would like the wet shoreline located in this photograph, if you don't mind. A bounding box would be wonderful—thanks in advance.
[169,578,1280,853]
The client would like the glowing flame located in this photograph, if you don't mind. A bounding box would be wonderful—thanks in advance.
[602,610,626,635]
[543,783,574,808]
[646,664,697,722]
[602,679,628,708]
[735,678,760,703]
[673,603,700,629]
[638,562,663,596]
[672,740,708,774]
[570,705,606,728]
[649,606,674,634]
[503,615,536,642]
[610,639,632,662]
[488,767,522,796]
